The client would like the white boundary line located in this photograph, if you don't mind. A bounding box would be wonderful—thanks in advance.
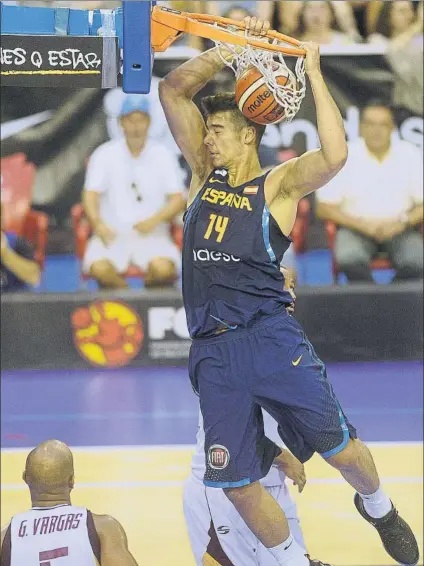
[2,477,422,491]
[1,441,422,454]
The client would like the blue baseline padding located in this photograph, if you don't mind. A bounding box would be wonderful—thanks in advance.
[123,0,154,94]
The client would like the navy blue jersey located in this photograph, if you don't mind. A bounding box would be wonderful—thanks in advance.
[182,169,293,338]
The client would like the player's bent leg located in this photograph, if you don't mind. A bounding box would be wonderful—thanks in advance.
[144,257,177,287]
[89,259,128,289]
[324,438,420,565]
[223,482,308,565]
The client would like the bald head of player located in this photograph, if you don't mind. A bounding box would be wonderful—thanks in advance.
[23,439,74,505]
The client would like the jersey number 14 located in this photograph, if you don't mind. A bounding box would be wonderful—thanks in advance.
[204,214,229,243]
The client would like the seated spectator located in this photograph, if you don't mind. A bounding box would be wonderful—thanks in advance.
[296,0,358,45]
[206,1,258,18]
[369,1,423,118]
[221,4,253,22]
[367,0,421,45]
[0,203,40,292]
[82,95,186,289]
[257,1,303,36]
[316,100,423,283]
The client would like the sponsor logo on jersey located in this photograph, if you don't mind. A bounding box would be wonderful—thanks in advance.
[208,445,230,470]
[202,188,252,211]
[193,249,241,263]
[243,185,258,195]
[216,526,230,535]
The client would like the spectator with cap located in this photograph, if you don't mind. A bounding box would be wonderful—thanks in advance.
[82,94,186,289]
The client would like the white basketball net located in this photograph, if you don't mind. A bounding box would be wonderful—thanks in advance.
[212,25,306,123]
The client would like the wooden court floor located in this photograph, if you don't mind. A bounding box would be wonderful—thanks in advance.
[2,443,422,566]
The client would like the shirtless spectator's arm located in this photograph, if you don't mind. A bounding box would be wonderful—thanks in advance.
[93,514,139,566]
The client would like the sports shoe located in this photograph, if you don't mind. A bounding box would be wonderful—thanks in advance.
[306,557,331,566]
[354,493,419,565]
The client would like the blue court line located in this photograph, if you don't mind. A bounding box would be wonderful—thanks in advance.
[2,407,423,423]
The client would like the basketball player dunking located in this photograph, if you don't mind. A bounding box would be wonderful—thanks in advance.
[184,269,330,566]
[0,440,138,566]
[159,16,419,566]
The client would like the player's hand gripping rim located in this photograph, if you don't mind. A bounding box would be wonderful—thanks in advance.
[274,450,306,493]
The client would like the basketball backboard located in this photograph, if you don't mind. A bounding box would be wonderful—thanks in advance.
[122,0,155,94]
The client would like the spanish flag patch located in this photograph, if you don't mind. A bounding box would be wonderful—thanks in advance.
[243,185,259,195]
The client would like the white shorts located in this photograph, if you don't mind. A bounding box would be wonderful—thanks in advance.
[183,475,306,566]
[83,231,181,274]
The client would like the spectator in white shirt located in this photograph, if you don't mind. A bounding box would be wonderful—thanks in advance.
[317,100,423,282]
[83,95,185,289]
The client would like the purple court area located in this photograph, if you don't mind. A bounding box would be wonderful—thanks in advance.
[1,361,422,449]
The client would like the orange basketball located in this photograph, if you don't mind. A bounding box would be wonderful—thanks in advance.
[235,65,289,125]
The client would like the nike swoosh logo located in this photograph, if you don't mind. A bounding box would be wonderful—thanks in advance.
[284,539,293,550]
[210,178,225,184]
[292,355,303,367]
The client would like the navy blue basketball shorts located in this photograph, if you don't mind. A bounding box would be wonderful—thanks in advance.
[189,309,357,488]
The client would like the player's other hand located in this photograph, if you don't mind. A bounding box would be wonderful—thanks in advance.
[244,16,271,38]
[299,41,321,76]
[275,449,306,493]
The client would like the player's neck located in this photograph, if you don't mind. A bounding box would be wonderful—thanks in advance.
[31,493,71,508]
[226,152,262,187]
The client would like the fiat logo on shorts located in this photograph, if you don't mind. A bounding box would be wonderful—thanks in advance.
[208,445,230,470]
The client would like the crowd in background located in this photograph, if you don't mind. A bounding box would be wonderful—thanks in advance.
[1,1,423,293]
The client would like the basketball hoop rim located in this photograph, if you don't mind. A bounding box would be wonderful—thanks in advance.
[151,6,306,57]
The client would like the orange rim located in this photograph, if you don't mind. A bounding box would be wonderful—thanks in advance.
[151,7,306,56]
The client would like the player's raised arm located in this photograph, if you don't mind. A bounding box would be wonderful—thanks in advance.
[267,42,348,202]
[159,48,227,195]
[159,17,270,202]
[93,514,139,566]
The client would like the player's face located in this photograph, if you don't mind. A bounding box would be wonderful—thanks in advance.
[204,113,248,168]
[120,111,150,144]
[360,107,394,153]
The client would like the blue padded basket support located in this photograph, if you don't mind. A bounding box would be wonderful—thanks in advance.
[1,4,56,35]
[68,9,90,36]
[123,0,154,94]
[54,7,70,35]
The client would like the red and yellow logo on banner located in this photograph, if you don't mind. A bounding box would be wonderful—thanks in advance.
[71,300,143,368]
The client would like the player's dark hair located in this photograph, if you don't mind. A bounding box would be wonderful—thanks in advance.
[360,99,394,120]
[201,93,266,148]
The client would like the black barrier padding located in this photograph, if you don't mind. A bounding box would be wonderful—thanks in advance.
[1,283,422,371]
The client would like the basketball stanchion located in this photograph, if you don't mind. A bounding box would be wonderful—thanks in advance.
[1,2,306,115]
